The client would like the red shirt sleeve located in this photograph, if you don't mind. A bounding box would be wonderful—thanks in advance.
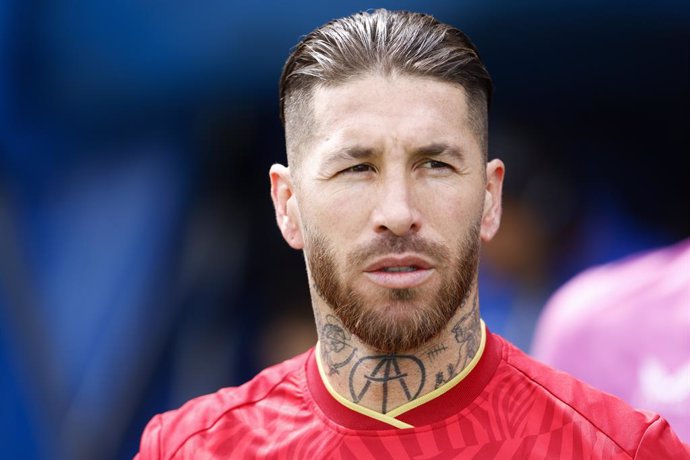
[635,415,690,459]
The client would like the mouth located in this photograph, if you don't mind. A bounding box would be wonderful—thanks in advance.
[379,266,419,273]
[364,255,432,272]
[363,256,434,288]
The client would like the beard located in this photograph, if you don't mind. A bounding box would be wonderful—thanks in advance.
[305,221,481,353]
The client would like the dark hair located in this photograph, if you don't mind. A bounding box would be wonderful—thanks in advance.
[279,9,493,160]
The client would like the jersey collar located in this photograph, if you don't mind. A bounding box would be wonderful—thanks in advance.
[306,321,502,430]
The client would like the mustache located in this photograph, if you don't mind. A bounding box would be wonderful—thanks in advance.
[347,234,449,266]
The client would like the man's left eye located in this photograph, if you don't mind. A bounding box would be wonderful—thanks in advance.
[421,160,451,169]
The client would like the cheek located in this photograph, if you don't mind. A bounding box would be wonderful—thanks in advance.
[307,189,371,236]
[419,183,483,225]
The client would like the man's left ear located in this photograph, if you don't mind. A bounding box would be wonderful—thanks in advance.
[480,159,504,242]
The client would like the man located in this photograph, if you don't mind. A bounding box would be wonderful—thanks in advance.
[136,9,688,458]
[532,238,690,442]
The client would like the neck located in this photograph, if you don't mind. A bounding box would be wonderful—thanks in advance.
[313,292,482,415]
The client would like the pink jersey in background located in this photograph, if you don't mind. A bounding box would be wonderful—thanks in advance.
[532,238,690,441]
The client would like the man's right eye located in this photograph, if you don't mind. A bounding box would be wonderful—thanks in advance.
[342,164,375,174]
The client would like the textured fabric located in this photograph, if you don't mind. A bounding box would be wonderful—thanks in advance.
[136,333,690,459]
[532,238,690,441]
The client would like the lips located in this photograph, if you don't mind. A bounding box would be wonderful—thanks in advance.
[364,256,433,272]
[363,255,434,288]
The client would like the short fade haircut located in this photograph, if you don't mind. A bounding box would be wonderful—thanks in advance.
[279,9,493,168]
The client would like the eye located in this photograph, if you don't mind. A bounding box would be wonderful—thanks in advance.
[341,163,375,174]
[420,160,452,170]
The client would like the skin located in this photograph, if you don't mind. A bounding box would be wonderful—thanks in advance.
[270,74,504,414]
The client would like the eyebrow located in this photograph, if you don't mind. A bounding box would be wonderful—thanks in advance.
[321,142,465,169]
[321,146,377,170]
[414,143,465,162]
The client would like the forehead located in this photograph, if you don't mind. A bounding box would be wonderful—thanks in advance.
[306,74,477,158]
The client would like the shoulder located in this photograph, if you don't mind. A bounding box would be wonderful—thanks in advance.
[538,246,661,325]
[532,239,690,358]
[135,350,312,460]
[498,337,689,458]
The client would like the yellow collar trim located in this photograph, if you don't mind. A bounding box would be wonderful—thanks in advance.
[315,320,486,429]
[315,340,414,429]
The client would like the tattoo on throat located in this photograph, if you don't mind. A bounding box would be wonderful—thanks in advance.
[320,315,357,375]
[424,343,449,362]
[320,293,479,410]
[434,364,459,389]
[434,371,446,389]
[436,293,480,387]
[451,294,479,349]
[349,354,426,414]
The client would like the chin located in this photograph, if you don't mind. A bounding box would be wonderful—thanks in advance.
[355,303,447,352]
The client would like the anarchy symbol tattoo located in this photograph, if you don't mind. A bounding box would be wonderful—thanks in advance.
[349,354,426,413]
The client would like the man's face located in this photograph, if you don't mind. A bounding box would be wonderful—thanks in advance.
[271,74,503,353]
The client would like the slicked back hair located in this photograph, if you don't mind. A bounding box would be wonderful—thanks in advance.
[279,9,493,168]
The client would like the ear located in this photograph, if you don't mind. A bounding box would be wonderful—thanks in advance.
[480,159,505,242]
[269,164,304,249]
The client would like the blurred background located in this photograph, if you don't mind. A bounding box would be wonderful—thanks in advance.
[0,0,687,458]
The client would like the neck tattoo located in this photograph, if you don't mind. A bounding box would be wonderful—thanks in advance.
[317,293,480,414]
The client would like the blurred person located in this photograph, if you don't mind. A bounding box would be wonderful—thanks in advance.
[532,238,690,441]
[136,9,688,458]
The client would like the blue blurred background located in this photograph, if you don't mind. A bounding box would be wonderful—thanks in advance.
[0,1,687,458]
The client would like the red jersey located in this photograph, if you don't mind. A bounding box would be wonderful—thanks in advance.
[135,332,689,459]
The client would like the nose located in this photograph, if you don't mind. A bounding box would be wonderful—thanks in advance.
[371,174,421,236]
